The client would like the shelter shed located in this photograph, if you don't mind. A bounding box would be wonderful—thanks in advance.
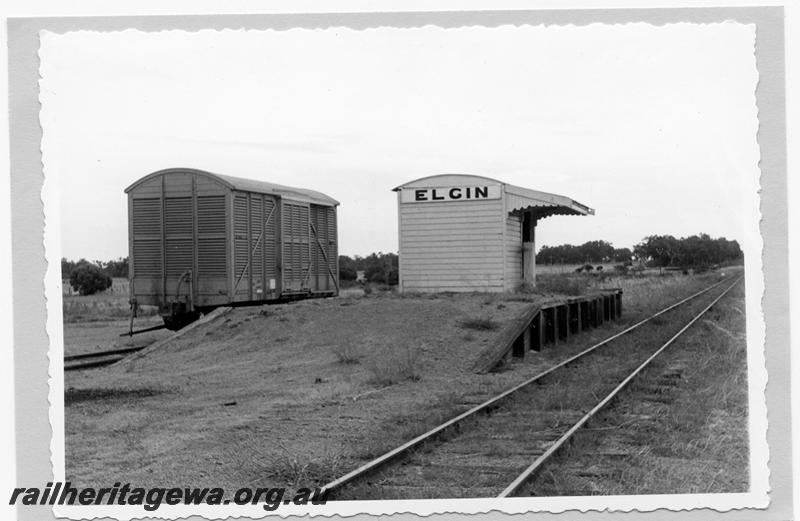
[393,174,593,292]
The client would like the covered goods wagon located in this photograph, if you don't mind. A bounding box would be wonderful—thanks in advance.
[126,168,339,329]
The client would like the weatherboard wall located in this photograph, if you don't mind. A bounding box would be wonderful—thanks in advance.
[398,199,505,292]
[396,175,508,293]
[395,174,594,293]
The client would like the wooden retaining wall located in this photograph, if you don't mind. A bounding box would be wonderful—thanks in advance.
[473,289,623,373]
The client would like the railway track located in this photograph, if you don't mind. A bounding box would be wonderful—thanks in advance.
[65,307,233,371]
[64,346,145,371]
[321,275,742,499]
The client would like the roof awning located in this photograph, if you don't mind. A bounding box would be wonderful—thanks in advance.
[505,184,594,220]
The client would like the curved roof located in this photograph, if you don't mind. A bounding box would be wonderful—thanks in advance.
[393,173,504,190]
[394,173,593,219]
[125,168,339,207]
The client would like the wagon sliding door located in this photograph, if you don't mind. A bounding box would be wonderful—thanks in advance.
[281,201,311,293]
[309,204,338,293]
[233,192,279,301]
[195,192,228,306]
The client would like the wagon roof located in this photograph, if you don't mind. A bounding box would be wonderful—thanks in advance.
[125,168,339,206]
[393,173,594,219]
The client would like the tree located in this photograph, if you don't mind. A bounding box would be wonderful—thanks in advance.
[612,247,632,263]
[338,255,358,281]
[61,258,76,279]
[634,234,743,268]
[69,263,112,295]
[537,240,619,265]
[103,257,129,278]
[633,235,681,267]
[338,252,399,285]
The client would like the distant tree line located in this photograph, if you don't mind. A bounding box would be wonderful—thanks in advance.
[338,252,398,285]
[537,241,633,265]
[633,234,743,268]
[63,232,741,295]
[61,253,402,290]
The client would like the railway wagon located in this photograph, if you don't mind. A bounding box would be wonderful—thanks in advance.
[126,168,339,329]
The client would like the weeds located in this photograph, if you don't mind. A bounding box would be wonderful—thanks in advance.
[353,390,463,461]
[331,343,362,364]
[459,317,499,331]
[365,344,421,386]
[527,282,748,496]
[265,443,345,488]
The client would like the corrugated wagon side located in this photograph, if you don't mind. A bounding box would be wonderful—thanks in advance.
[126,168,339,330]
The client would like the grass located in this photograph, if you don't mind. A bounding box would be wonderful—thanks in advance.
[263,443,346,488]
[525,282,749,496]
[365,344,421,386]
[62,278,158,323]
[348,390,465,462]
[64,268,743,496]
[331,343,363,364]
[531,274,591,296]
[336,274,747,499]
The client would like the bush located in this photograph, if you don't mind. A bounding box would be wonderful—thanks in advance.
[69,264,112,295]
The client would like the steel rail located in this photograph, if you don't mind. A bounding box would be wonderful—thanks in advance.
[65,357,125,371]
[64,346,148,371]
[64,346,146,362]
[319,276,730,495]
[498,275,742,498]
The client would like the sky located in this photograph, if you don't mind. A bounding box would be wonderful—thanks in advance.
[38,22,761,260]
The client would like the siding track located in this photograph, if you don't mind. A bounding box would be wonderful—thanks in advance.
[322,276,742,499]
[64,346,145,371]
